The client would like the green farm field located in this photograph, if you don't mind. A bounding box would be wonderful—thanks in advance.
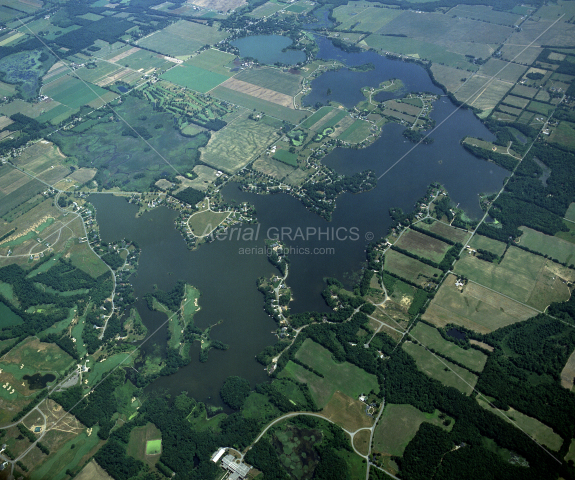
[468,234,507,256]
[234,67,302,96]
[410,322,487,372]
[549,121,575,150]
[300,106,334,130]
[249,1,284,18]
[43,75,113,110]
[402,341,477,394]
[384,249,442,287]
[478,58,527,84]
[422,274,539,333]
[519,226,575,265]
[566,203,575,222]
[200,113,279,173]
[338,119,373,143]
[162,64,228,93]
[501,95,530,109]
[417,220,470,244]
[188,209,229,236]
[184,49,236,76]
[273,149,298,166]
[395,229,451,264]
[372,404,452,456]
[121,49,172,71]
[334,4,403,32]
[455,76,511,112]
[211,85,307,123]
[280,339,379,407]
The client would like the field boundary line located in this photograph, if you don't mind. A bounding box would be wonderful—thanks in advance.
[376,13,565,181]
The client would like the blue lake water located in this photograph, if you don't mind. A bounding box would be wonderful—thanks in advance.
[231,35,306,65]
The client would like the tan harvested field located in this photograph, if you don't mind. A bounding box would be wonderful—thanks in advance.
[108,46,140,64]
[469,339,494,352]
[500,44,543,65]
[422,274,537,333]
[220,78,293,108]
[508,18,575,48]
[395,229,451,263]
[320,391,373,432]
[561,349,575,390]
[0,168,32,195]
[37,164,71,186]
[0,115,13,129]
[186,165,220,191]
[76,459,114,480]
[190,0,246,13]
[13,141,67,175]
[95,67,133,87]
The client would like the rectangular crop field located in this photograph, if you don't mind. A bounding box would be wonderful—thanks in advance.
[501,95,530,109]
[338,119,372,143]
[422,274,537,333]
[249,1,284,18]
[233,67,302,96]
[334,4,403,32]
[417,220,470,244]
[161,64,229,93]
[468,234,507,256]
[549,121,575,150]
[200,113,279,173]
[273,149,298,166]
[280,338,379,408]
[403,341,477,394]
[447,5,521,26]
[479,58,527,83]
[373,404,451,456]
[384,249,442,287]
[395,229,451,263]
[410,322,487,372]
[510,84,538,98]
[211,85,307,123]
[184,49,236,76]
[519,226,575,265]
[219,77,293,107]
[455,76,511,112]
[120,49,172,71]
[43,76,112,109]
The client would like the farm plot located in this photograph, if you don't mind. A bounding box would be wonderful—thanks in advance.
[403,341,477,394]
[478,58,527,84]
[447,4,522,26]
[3,337,73,375]
[183,165,220,191]
[233,67,302,96]
[211,85,307,123]
[249,1,284,18]
[253,155,296,181]
[549,121,575,150]
[454,76,511,112]
[74,62,121,84]
[137,20,229,57]
[218,77,293,107]
[119,49,172,72]
[199,113,279,173]
[334,4,403,32]
[280,338,379,408]
[429,64,468,94]
[468,234,507,256]
[410,322,487,372]
[184,48,236,76]
[338,119,372,144]
[454,247,570,310]
[422,274,537,333]
[417,220,470,244]
[519,226,575,265]
[510,84,538,98]
[561,349,575,390]
[383,249,442,287]
[12,141,68,176]
[501,95,530,109]
[373,404,451,457]
[394,229,451,264]
[161,64,229,93]
[43,76,114,109]
[320,391,374,433]
[126,422,162,467]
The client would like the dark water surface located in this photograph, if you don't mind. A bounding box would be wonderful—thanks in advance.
[24,373,56,389]
[231,35,306,65]
[90,42,508,403]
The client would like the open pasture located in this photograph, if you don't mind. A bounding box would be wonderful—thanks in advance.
[410,322,487,372]
[478,58,527,84]
[280,339,379,408]
[188,209,229,236]
[137,20,228,57]
[0,176,45,218]
[429,64,468,94]
[211,85,307,123]
[501,94,530,109]
[422,274,537,333]
[249,1,284,18]
[199,113,278,173]
[0,98,59,118]
[510,83,538,98]
[234,67,302,97]
[185,48,236,76]
[3,336,73,375]
[43,75,113,109]
[395,229,451,264]
[219,77,293,107]
[74,459,113,480]
[384,249,442,287]
[403,341,477,394]
[120,49,172,72]
[320,391,373,433]
[184,165,219,191]
[161,64,229,93]
[561,348,575,390]
[417,220,470,244]
[468,234,507,256]
[333,3,403,32]
[338,119,372,144]
[126,422,162,465]
[447,4,521,26]
[13,141,68,176]
[565,203,575,222]
[252,155,296,181]
[549,121,575,150]
[373,404,451,456]
[454,76,511,112]
[526,100,554,116]
[519,226,575,265]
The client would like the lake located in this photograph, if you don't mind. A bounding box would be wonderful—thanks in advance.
[90,39,508,404]
[231,35,306,65]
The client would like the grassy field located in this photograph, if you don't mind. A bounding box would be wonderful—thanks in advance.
[188,209,229,236]
[384,249,442,287]
[43,75,113,110]
[300,106,334,129]
[352,429,371,456]
[566,203,575,222]
[338,119,373,144]
[273,149,298,166]
[477,398,563,451]
[417,220,470,244]
[373,404,451,456]
[501,95,530,109]
[549,121,575,150]
[422,273,538,333]
[249,1,284,18]
[402,341,477,394]
[320,391,373,433]
[161,64,229,93]
[184,49,235,76]
[252,155,296,181]
[234,67,302,96]
[334,3,403,32]
[126,422,162,468]
[454,247,570,310]
[447,4,522,26]
[478,58,527,83]
[519,226,575,265]
[4,337,73,375]
[395,229,451,264]
[468,234,507,256]
[454,76,511,112]
[146,439,162,455]
[410,322,487,372]
[280,339,379,408]
[86,353,133,385]
[200,113,279,173]
[74,459,112,480]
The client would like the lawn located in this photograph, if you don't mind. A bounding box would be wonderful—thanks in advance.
[422,273,538,333]
[410,322,487,372]
[161,65,229,93]
[373,404,452,456]
[477,397,562,451]
[395,229,451,264]
[383,249,442,287]
[402,341,477,394]
[188,209,229,236]
[519,226,575,265]
[280,339,379,408]
[468,234,507,256]
[146,439,162,455]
